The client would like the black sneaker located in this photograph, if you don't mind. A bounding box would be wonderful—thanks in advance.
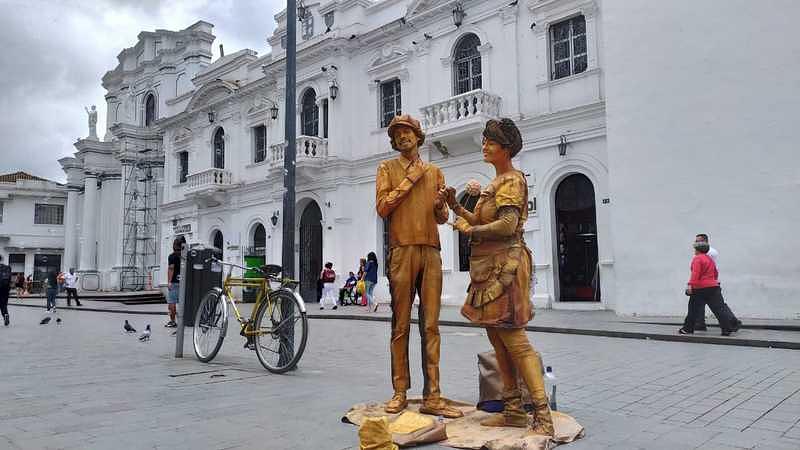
[332,305,337,310]
[3,314,8,326]
[678,328,693,335]
[165,320,177,328]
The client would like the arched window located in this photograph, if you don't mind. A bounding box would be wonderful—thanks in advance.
[457,191,480,271]
[252,223,266,255]
[144,94,156,126]
[300,89,319,136]
[453,34,482,95]
[213,128,225,169]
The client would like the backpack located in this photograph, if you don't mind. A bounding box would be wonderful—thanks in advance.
[0,264,11,286]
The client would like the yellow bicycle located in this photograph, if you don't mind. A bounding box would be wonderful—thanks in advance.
[192,257,308,373]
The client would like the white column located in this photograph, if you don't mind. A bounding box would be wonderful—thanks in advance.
[79,173,98,271]
[62,187,80,271]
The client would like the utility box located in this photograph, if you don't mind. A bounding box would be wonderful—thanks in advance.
[183,246,223,326]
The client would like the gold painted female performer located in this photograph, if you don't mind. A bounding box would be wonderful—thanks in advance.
[445,118,553,436]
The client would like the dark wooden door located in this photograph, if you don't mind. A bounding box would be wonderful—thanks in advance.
[555,174,600,301]
[299,202,323,303]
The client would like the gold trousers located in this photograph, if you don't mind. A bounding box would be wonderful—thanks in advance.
[486,327,548,407]
[388,245,443,399]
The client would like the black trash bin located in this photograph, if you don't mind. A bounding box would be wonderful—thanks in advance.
[182,246,223,326]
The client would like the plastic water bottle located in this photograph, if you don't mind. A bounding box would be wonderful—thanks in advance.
[544,366,557,411]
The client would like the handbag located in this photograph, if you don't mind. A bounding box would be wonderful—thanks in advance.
[356,279,366,296]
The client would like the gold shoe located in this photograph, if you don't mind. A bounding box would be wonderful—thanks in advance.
[480,395,528,428]
[528,403,554,437]
[384,392,408,414]
[419,397,464,418]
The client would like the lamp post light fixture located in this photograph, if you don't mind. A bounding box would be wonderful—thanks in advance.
[270,210,280,227]
[270,104,279,120]
[329,80,339,100]
[558,135,568,156]
[452,2,466,27]
[297,1,308,21]
[207,109,215,123]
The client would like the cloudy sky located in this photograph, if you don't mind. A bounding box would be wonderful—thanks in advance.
[0,0,285,182]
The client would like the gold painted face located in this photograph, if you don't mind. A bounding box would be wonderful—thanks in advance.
[482,137,508,165]
[393,125,418,153]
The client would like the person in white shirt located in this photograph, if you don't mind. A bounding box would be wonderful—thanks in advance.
[63,268,82,307]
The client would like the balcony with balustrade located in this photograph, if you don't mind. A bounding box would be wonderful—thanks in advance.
[420,89,502,142]
[184,167,235,207]
[269,135,328,180]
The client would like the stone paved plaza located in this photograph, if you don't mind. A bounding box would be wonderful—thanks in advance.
[1,305,799,450]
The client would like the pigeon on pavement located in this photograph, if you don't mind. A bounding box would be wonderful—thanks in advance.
[39,316,51,325]
[124,320,136,333]
[139,324,151,342]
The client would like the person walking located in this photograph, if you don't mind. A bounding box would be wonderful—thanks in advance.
[319,262,337,310]
[63,268,82,307]
[444,118,553,437]
[165,238,182,328]
[679,239,737,336]
[375,114,462,418]
[364,252,379,312]
[0,255,11,326]
[45,267,60,312]
[693,234,741,331]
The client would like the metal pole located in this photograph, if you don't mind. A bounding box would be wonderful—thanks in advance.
[174,243,188,358]
[282,0,297,279]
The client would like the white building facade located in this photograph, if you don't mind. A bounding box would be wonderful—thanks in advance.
[0,172,66,286]
[73,0,800,319]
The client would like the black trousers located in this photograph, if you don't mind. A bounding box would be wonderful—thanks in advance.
[0,284,9,317]
[683,286,734,332]
[66,288,80,305]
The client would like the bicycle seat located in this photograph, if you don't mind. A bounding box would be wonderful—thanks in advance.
[260,264,282,277]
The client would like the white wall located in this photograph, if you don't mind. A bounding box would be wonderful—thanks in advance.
[603,0,800,318]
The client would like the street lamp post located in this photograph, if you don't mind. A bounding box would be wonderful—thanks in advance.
[282,0,298,279]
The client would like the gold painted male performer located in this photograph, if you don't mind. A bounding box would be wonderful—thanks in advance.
[375,115,463,418]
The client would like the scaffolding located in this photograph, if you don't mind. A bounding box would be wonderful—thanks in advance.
[120,150,161,291]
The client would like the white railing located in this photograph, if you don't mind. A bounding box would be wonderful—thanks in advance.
[186,168,233,191]
[270,136,328,166]
[420,89,502,129]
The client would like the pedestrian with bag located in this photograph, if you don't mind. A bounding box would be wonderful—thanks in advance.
[319,262,337,310]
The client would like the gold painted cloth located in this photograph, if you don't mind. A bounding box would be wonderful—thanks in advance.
[461,170,533,328]
[376,155,449,249]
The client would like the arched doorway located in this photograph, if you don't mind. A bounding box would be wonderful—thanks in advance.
[299,202,323,303]
[212,230,224,258]
[555,174,600,301]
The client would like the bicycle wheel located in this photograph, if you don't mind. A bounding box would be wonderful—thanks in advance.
[193,289,228,362]
[253,289,308,373]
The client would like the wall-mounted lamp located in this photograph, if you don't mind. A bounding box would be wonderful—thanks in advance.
[558,135,568,156]
[297,1,308,22]
[207,109,215,123]
[262,97,280,120]
[329,80,339,100]
[270,210,280,227]
[452,2,466,27]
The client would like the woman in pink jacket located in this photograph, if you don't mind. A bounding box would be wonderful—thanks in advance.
[679,240,737,336]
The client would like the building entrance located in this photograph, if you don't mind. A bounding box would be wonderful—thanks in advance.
[299,202,323,303]
[555,174,600,301]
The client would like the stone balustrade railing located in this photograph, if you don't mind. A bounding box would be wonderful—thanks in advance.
[270,136,328,167]
[186,167,233,191]
[420,89,502,129]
